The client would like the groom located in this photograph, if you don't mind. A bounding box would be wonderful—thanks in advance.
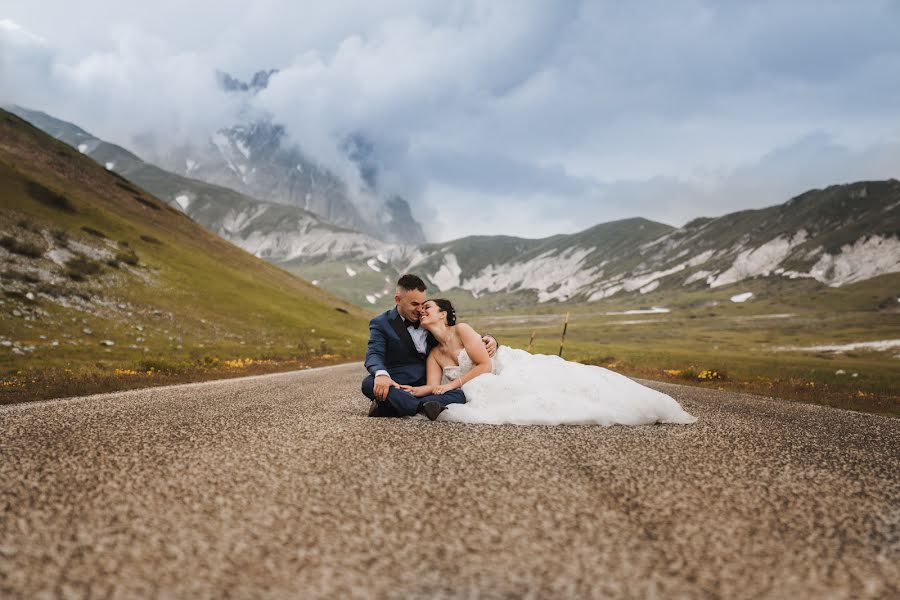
[361,273,496,418]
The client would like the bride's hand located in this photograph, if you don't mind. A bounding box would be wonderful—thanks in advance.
[433,382,457,395]
[399,384,431,397]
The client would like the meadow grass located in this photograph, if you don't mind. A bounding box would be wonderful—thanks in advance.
[466,282,900,417]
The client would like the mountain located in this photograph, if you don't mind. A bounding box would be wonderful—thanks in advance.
[0,108,369,377]
[144,70,426,244]
[286,181,900,310]
[9,105,900,311]
[5,105,397,262]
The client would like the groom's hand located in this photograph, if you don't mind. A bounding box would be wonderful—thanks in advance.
[374,374,398,401]
[482,334,498,357]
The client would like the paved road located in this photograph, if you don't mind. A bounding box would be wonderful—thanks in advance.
[1,363,898,599]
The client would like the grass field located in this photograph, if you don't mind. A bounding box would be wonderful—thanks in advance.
[460,273,900,417]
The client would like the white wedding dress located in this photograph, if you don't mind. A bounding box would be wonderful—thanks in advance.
[439,346,697,426]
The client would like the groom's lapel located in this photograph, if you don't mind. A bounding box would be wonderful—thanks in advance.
[390,312,420,357]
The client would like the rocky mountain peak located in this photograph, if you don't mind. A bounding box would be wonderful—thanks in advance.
[378,196,426,244]
[341,132,378,190]
[216,69,279,94]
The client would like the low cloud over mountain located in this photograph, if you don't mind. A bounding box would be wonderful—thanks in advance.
[2,2,899,240]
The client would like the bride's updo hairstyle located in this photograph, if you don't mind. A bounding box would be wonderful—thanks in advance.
[431,298,457,326]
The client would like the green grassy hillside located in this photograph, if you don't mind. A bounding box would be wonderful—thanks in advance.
[0,109,370,402]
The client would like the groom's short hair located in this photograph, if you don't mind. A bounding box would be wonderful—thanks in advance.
[397,274,426,292]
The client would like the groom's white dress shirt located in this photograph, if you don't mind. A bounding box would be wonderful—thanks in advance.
[375,321,428,378]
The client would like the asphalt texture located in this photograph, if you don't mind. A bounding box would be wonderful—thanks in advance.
[1,363,898,599]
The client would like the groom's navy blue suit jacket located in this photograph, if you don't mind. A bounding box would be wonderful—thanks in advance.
[365,307,437,385]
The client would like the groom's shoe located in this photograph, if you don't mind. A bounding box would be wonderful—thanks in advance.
[368,400,397,418]
[422,400,446,421]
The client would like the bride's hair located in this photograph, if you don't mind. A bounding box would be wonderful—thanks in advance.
[431,298,457,326]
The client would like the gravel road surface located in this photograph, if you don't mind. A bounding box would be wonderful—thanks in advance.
[2,363,898,598]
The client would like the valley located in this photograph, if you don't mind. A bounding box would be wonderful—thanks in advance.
[2,106,898,414]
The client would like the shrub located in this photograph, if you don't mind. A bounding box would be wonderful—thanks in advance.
[115,179,140,194]
[137,358,181,373]
[52,229,69,245]
[1,269,40,284]
[115,249,139,266]
[65,255,103,281]
[36,282,67,297]
[81,226,107,239]
[25,181,76,213]
[198,356,221,368]
[139,234,162,245]
[0,235,46,258]
[133,195,161,211]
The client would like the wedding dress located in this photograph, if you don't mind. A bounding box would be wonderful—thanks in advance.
[439,346,697,425]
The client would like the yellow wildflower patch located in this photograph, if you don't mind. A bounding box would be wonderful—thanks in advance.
[224,358,256,369]
[697,370,723,381]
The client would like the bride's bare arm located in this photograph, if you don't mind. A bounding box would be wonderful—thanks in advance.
[452,323,493,388]
[400,353,439,397]
[426,352,442,389]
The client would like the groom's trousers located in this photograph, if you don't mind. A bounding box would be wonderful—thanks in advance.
[361,375,466,417]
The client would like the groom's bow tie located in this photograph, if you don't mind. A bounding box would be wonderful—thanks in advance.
[404,318,421,329]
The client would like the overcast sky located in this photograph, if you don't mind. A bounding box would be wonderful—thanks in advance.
[2,1,899,241]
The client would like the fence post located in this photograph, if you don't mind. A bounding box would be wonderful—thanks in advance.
[558,312,570,357]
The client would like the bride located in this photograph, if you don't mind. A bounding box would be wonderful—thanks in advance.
[400,299,698,425]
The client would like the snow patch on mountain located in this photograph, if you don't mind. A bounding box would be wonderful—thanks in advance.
[779,270,814,280]
[731,292,753,303]
[587,284,624,302]
[684,270,712,285]
[606,307,670,315]
[775,339,900,353]
[710,231,808,288]
[211,131,243,177]
[234,223,389,262]
[585,250,716,301]
[220,205,269,234]
[624,250,715,293]
[346,266,357,277]
[174,194,191,211]
[639,281,660,294]
[431,254,462,291]
[366,258,382,272]
[809,235,900,287]
[235,139,251,159]
[463,247,598,303]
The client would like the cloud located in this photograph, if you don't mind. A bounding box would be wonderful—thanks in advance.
[1,1,899,242]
